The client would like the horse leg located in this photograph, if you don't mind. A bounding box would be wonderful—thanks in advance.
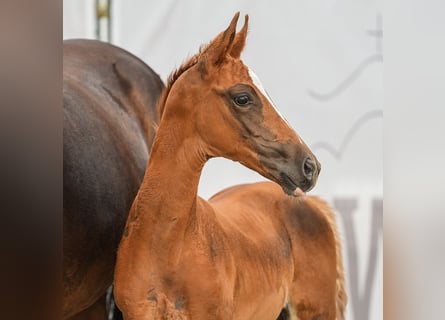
[287,273,337,320]
[276,306,291,320]
[68,294,108,320]
[286,236,338,320]
[107,286,124,320]
[285,198,340,320]
[286,240,338,320]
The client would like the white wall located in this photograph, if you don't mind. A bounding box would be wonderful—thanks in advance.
[63,1,383,319]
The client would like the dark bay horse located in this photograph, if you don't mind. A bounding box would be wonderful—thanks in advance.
[63,39,164,319]
[114,13,346,320]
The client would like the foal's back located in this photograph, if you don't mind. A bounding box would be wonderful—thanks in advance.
[209,181,341,320]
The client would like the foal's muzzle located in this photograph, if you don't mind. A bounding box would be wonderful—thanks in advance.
[256,140,321,195]
[302,157,320,183]
[299,156,321,191]
[275,155,321,195]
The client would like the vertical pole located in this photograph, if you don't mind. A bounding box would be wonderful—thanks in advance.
[95,0,112,43]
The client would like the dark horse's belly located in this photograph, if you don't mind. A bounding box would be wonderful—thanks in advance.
[63,39,163,318]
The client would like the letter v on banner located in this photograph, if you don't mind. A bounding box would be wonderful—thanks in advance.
[334,198,383,320]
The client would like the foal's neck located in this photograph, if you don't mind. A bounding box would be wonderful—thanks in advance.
[136,108,207,227]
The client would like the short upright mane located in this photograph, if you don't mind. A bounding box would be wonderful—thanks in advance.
[157,44,208,118]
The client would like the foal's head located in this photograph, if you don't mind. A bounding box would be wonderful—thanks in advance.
[159,13,320,194]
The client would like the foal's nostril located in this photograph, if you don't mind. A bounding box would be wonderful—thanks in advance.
[302,157,316,181]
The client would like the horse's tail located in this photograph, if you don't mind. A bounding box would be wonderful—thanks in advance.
[320,199,348,320]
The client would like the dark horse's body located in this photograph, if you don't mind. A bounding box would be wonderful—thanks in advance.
[63,39,163,319]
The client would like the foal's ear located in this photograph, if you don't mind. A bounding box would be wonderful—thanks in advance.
[229,15,249,59]
[201,12,240,68]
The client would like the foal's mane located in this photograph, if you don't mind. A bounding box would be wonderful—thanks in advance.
[157,46,207,118]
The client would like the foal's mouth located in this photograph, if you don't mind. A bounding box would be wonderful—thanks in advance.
[279,172,313,196]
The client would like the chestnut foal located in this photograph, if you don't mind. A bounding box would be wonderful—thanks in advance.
[115,13,346,320]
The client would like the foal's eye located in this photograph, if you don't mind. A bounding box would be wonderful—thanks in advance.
[233,94,252,107]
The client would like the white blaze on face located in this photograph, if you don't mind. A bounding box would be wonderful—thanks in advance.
[248,67,302,143]
[247,68,288,122]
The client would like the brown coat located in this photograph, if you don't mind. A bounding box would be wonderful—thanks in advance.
[114,13,346,320]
